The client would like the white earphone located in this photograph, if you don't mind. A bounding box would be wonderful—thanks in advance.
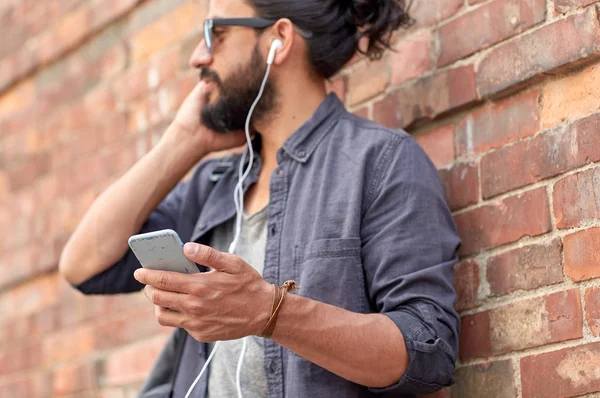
[267,39,283,65]
[185,37,283,398]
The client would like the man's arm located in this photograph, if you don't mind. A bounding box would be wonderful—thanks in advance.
[59,82,244,287]
[272,294,409,388]
[59,127,205,286]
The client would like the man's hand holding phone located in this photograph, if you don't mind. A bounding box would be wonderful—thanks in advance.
[132,240,273,342]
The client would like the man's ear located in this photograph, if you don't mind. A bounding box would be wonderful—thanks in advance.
[268,18,296,65]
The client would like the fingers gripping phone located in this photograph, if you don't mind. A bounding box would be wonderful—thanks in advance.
[128,229,199,274]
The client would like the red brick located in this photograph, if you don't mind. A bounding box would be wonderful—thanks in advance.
[521,342,600,398]
[481,113,600,199]
[390,29,432,85]
[456,89,539,157]
[454,187,551,256]
[540,63,600,130]
[585,287,600,336]
[352,107,369,119]
[411,0,463,27]
[564,227,600,282]
[454,260,480,311]
[555,0,597,13]
[347,56,389,106]
[374,65,478,129]
[451,360,516,398]
[439,161,479,211]
[0,342,42,374]
[326,75,347,104]
[53,359,103,395]
[460,289,582,360]
[438,0,545,67]
[0,371,51,398]
[553,167,600,230]
[91,0,141,31]
[94,305,170,350]
[105,335,169,386]
[42,323,96,366]
[415,125,455,169]
[477,7,600,97]
[129,2,204,63]
[0,274,59,319]
[486,239,563,297]
[38,7,93,65]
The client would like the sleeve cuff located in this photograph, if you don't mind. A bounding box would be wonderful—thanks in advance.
[369,307,456,395]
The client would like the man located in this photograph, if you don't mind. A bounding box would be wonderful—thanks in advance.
[59,0,461,397]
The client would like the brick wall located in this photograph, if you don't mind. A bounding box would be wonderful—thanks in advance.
[1,0,600,397]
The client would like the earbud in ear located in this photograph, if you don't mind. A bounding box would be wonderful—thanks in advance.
[267,39,283,65]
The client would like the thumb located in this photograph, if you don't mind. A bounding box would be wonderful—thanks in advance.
[184,243,241,274]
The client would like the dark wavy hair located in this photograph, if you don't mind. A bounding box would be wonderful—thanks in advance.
[247,0,413,78]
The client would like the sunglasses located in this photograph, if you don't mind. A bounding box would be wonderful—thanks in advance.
[203,18,312,53]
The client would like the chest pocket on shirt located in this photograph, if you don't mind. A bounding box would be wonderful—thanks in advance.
[293,238,367,314]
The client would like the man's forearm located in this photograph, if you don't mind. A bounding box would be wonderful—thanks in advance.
[59,126,204,285]
[271,293,410,388]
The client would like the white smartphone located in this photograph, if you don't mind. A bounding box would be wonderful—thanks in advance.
[128,229,199,274]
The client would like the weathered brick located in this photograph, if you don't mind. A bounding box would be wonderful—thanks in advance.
[486,239,563,297]
[0,341,42,374]
[553,166,600,230]
[411,0,463,27]
[555,0,598,13]
[521,342,600,398]
[37,7,93,65]
[439,161,479,211]
[105,335,169,386]
[347,57,389,106]
[454,260,480,312]
[91,0,141,31]
[477,7,600,97]
[42,323,96,365]
[541,63,600,130]
[460,289,582,360]
[390,29,432,85]
[0,273,59,319]
[564,227,600,282]
[481,114,600,199]
[451,360,516,398]
[129,2,204,63]
[94,305,169,350]
[53,359,103,395]
[454,187,551,256]
[456,89,539,157]
[0,77,35,118]
[326,75,347,104]
[415,125,455,169]
[585,287,600,336]
[438,0,545,67]
[374,65,478,129]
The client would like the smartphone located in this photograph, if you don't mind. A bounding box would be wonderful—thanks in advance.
[128,229,199,274]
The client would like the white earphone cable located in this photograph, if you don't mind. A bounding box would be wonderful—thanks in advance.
[184,57,274,398]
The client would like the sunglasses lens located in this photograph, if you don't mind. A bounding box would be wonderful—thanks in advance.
[204,21,212,52]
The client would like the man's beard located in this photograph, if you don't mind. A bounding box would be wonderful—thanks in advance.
[200,44,276,133]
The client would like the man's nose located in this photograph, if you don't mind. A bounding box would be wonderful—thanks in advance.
[189,40,212,69]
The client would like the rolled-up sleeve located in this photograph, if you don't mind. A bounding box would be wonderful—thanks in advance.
[361,135,461,395]
[74,179,192,295]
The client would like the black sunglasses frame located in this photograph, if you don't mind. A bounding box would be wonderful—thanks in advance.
[203,17,312,53]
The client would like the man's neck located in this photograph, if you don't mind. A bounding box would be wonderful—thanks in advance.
[255,78,328,170]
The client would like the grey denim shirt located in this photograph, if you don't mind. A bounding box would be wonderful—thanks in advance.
[75,94,461,397]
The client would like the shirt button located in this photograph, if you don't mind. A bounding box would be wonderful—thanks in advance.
[269,360,278,373]
[298,150,306,157]
[269,224,277,236]
[198,223,206,231]
[277,168,284,176]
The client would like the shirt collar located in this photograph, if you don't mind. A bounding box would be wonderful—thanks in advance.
[281,93,346,163]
